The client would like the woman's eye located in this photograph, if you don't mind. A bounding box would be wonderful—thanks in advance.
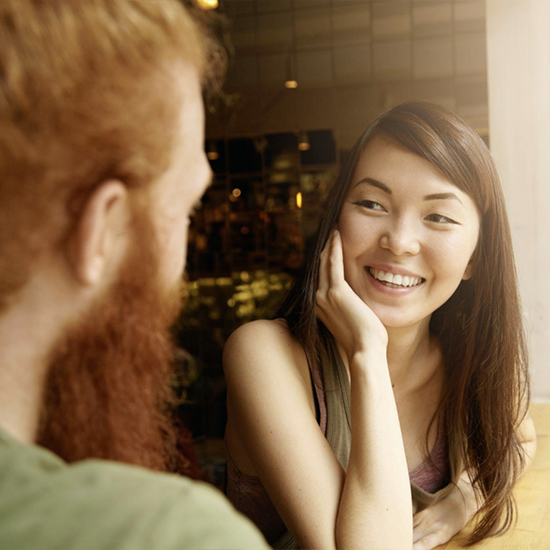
[354,200,385,212]
[425,213,458,224]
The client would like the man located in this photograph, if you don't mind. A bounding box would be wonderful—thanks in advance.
[0,1,268,548]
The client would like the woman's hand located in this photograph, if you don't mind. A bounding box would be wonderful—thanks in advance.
[316,229,388,359]
[412,481,477,549]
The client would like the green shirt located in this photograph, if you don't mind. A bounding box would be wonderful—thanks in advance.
[0,426,269,550]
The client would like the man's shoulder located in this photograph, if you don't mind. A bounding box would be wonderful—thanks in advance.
[75,460,268,549]
[0,436,268,549]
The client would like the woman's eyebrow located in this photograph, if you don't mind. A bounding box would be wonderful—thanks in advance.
[353,177,391,194]
[424,192,464,206]
[354,178,464,206]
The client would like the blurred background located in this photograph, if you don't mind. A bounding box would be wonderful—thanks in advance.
[173,0,550,480]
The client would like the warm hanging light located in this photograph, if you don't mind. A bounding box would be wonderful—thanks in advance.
[206,140,219,161]
[298,132,310,152]
[296,192,303,209]
[196,0,218,10]
[285,54,298,89]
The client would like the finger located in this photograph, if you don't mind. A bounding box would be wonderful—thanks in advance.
[413,523,427,543]
[317,239,330,296]
[328,229,345,286]
[413,533,441,550]
[318,230,336,294]
[413,510,428,529]
[320,229,335,254]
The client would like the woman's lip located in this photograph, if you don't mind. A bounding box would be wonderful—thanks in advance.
[366,263,424,280]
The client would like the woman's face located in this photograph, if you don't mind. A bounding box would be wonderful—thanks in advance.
[338,135,480,330]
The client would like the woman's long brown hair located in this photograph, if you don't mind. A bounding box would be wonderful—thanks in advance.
[277,101,530,545]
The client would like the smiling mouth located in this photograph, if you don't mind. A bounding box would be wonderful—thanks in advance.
[366,267,425,289]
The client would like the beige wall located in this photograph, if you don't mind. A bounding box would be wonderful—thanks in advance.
[208,0,489,150]
[486,0,550,400]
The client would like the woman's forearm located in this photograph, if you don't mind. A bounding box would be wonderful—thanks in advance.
[336,348,413,549]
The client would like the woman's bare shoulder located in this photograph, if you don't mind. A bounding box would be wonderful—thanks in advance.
[223,318,309,381]
[225,318,296,356]
[226,318,290,344]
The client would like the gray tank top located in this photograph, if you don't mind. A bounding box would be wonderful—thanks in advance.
[228,333,460,549]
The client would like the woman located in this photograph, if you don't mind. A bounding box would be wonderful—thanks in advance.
[223,102,536,549]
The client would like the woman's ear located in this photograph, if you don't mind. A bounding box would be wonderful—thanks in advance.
[66,180,129,287]
[462,259,474,281]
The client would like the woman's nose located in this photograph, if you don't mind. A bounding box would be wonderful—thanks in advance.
[379,219,421,256]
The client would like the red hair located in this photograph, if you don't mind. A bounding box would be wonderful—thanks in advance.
[0,0,221,309]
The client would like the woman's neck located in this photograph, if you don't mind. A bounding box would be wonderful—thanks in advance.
[385,320,440,393]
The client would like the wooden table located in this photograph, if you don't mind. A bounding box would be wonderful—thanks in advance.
[441,403,550,549]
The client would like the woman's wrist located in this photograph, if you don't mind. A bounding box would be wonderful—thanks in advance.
[348,331,388,357]
[348,345,390,382]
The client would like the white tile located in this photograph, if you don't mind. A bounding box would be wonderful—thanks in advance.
[294,0,330,8]
[332,0,369,4]
[413,36,453,78]
[373,40,412,78]
[456,75,488,108]
[296,49,333,88]
[333,4,371,46]
[259,53,287,89]
[372,1,411,40]
[335,86,377,132]
[334,44,372,84]
[257,0,291,13]
[336,125,366,151]
[412,77,454,101]
[257,12,293,51]
[226,55,258,90]
[294,8,331,50]
[260,92,299,134]
[454,0,485,32]
[295,89,335,130]
[413,2,452,36]
[455,32,487,75]
[225,0,256,16]
[232,15,256,50]
[376,81,415,109]
[418,94,457,112]
[454,1,485,22]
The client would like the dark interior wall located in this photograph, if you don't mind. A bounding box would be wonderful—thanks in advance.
[207,0,488,148]
[179,0,489,441]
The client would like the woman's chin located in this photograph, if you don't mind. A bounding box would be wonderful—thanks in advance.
[367,306,428,332]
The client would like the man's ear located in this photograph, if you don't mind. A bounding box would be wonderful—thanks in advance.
[66,180,129,286]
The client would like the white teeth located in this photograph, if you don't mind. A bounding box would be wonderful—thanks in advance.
[369,268,422,288]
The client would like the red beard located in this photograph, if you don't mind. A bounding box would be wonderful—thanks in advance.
[36,218,201,479]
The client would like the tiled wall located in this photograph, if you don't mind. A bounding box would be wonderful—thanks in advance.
[207,0,488,149]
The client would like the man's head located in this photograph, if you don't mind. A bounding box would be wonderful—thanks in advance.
[0,0,214,302]
[0,0,219,473]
